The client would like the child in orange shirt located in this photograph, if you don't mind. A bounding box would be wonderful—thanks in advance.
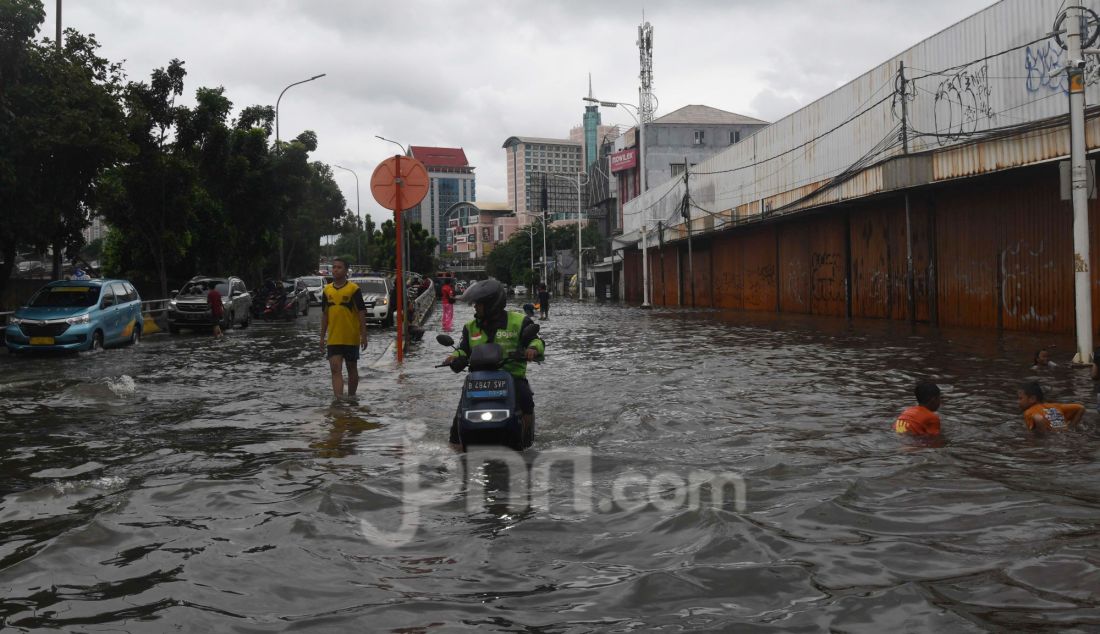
[1016,381,1085,432]
[894,381,942,436]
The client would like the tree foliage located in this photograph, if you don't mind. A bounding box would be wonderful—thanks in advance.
[486,221,603,285]
[1,3,348,300]
[0,0,128,299]
[330,215,438,275]
[95,62,346,296]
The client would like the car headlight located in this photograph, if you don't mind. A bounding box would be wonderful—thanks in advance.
[169,299,177,307]
[65,314,91,325]
[381,297,389,305]
[9,317,25,325]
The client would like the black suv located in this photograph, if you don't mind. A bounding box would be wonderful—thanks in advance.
[167,276,253,333]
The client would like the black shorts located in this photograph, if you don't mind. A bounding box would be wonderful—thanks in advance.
[326,344,360,361]
[449,378,534,445]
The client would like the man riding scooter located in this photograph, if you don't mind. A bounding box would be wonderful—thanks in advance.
[443,279,544,450]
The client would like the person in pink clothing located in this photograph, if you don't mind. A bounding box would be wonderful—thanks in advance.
[441,279,455,331]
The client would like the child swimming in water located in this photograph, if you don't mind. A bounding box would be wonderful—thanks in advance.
[1016,381,1084,433]
[1030,349,1057,370]
[893,381,942,436]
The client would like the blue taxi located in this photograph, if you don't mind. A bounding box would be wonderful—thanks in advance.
[4,279,143,352]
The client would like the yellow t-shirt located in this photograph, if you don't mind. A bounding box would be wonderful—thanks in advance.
[322,281,365,346]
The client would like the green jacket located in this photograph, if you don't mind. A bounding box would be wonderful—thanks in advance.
[454,310,545,379]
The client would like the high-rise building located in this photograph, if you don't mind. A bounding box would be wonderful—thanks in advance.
[501,136,584,224]
[408,146,476,253]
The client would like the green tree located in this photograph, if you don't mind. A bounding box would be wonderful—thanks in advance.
[0,3,128,297]
[96,59,196,298]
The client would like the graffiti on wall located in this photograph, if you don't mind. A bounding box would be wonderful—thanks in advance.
[745,264,775,307]
[1001,239,1057,325]
[932,63,994,146]
[810,252,845,305]
[1024,40,1100,94]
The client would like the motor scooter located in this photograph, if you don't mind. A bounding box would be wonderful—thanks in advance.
[436,323,540,451]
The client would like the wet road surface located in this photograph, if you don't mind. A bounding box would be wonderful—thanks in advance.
[2,301,1100,631]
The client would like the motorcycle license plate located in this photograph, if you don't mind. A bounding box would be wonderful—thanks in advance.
[468,379,507,391]
[30,337,55,345]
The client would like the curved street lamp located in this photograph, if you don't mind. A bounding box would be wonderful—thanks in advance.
[333,164,363,266]
[274,73,325,280]
[275,74,326,149]
[584,95,653,307]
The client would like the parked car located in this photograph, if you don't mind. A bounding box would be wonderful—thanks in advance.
[4,279,143,352]
[512,284,527,296]
[351,276,394,326]
[297,275,326,305]
[167,276,252,333]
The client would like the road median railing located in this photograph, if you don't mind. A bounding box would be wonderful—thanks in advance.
[411,279,435,326]
[141,298,171,335]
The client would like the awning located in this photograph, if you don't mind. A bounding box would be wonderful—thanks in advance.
[589,257,621,273]
[612,230,640,249]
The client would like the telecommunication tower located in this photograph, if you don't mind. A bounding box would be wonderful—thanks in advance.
[637,20,655,124]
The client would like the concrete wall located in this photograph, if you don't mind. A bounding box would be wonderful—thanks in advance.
[642,123,764,187]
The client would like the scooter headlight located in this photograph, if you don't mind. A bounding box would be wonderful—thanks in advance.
[464,409,510,423]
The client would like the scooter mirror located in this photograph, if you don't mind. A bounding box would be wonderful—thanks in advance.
[436,334,455,347]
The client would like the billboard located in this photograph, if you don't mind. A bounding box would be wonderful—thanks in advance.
[609,148,637,173]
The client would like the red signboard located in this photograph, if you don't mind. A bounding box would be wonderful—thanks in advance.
[610,148,637,173]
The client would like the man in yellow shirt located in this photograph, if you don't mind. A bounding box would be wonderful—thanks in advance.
[320,258,368,398]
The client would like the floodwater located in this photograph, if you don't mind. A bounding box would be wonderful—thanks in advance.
[1,300,1099,632]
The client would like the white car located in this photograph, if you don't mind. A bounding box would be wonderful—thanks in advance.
[351,276,394,326]
[512,285,527,296]
[296,276,325,305]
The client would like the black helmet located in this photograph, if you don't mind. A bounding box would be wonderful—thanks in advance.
[461,279,507,316]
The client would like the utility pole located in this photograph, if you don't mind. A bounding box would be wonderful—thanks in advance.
[541,174,550,287]
[640,220,651,308]
[577,171,585,300]
[51,0,62,281]
[683,157,694,308]
[900,61,916,323]
[1068,5,1094,364]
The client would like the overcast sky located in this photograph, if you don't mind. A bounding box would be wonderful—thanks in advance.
[42,0,995,224]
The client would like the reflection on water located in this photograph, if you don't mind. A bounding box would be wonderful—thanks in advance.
[1,302,1099,631]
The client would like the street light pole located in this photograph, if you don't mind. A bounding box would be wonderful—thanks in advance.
[274,73,326,280]
[333,165,361,266]
[545,172,589,300]
[584,96,650,305]
[577,171,584,299]
[275,74,326,150]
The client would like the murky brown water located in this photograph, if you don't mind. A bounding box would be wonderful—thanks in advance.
[1,301,1099,631]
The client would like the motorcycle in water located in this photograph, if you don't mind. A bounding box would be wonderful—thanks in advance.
[436,323,540,452]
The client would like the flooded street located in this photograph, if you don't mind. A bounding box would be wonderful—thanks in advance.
[2,301,1100,631]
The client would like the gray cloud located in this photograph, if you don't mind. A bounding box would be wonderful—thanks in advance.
[44,0,994,221]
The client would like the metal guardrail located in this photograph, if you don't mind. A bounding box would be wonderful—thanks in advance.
[409,279,435,326]
[142,299,171,315]
[0,298,170,328]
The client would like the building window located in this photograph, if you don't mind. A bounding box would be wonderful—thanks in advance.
[694,130,704,145]
[671,163,685,177]
[729,130,740,144]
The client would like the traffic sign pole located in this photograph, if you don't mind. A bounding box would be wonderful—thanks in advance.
[370,153,427,364]
[394,154,406,363]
